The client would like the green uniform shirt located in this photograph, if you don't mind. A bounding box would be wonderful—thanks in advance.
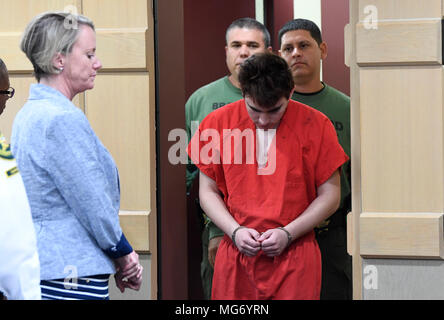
[292,83,351,227]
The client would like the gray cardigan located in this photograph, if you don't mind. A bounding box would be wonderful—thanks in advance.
[12,84,132,280]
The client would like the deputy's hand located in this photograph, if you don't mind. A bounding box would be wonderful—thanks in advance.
[258,228,289,257]
[233,228,261,257]
[208,236,223,268]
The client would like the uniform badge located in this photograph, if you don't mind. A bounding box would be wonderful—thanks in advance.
[0,140,13,160]
[6,166,19,177]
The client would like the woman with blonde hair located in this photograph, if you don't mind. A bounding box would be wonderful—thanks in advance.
[12,12,142,300]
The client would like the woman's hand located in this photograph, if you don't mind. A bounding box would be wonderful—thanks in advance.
[114,251,143,292]
[114,270,143,292]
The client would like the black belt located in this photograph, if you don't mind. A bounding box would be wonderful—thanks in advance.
[315,223,345,235]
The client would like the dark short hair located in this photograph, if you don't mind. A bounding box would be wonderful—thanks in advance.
[278,18,322,47]
[226,17,271,48]
[238,52,294,108]
[0,58,8,83]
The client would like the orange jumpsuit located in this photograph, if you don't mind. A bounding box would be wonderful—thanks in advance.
[188,99,349,300]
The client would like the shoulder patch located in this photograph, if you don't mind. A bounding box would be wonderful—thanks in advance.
[6,166,19,177]
[0,141,13,160]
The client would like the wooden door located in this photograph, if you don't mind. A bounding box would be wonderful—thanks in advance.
[0,0,156,300]
[348,0,444,299]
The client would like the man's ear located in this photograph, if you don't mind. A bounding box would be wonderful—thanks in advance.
[266,46,273,53]
[320,42,328,60]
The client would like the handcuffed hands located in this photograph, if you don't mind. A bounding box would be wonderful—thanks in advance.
[232,227,262,257]
[233,227,290,257]
[258,228,289,257]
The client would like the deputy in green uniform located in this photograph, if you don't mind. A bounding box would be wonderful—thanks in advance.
[278,19,352,300]
[185,18,271,299]
[0,58,41,300]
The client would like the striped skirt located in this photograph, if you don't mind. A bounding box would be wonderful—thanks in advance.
[40,274,110,300]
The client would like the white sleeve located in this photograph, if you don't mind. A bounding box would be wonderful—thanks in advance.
[0,158,41,300]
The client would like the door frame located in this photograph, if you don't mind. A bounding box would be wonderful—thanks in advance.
[154,0,188,299]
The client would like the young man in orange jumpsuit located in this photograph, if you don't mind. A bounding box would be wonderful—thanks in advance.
[188,52,348,299]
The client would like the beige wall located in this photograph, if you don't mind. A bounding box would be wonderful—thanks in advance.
[351,0,444,299]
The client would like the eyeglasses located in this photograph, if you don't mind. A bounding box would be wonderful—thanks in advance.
[0,87,14,98]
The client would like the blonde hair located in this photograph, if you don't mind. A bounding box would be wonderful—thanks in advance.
[20,12,94,81]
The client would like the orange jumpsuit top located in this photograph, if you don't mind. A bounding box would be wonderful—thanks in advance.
[188,99,349,300]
